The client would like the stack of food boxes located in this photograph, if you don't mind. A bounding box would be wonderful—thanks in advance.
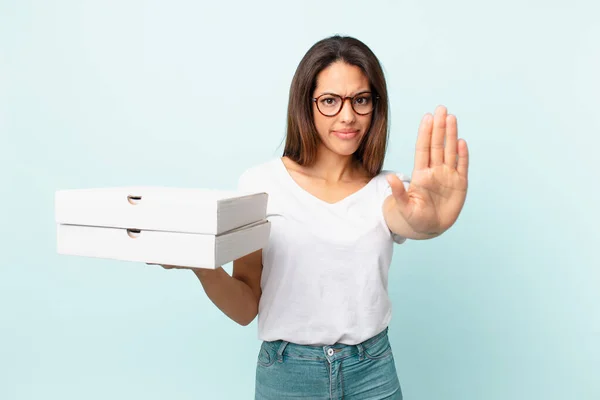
[55,187,270,269]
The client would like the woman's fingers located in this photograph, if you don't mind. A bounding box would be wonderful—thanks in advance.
[414,114,432,170]
[457,138,469,178]
[386,174,409,209]
[430,106,447,167]
[146,263,181,269]
[415,106,452,171]
[444,114,458,168]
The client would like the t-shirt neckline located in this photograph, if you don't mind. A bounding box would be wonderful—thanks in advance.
[275,157,378,207]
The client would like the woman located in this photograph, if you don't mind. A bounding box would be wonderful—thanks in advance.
[165,35,469,399]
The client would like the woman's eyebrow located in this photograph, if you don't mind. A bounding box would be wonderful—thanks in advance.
[315,89,372,97]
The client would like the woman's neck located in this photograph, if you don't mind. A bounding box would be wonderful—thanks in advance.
[308,145,365,183]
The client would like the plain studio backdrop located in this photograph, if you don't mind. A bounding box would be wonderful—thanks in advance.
[1,1,598,399]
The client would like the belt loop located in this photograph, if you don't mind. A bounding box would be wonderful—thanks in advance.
[357,343,364,361]
[277,341,289,363]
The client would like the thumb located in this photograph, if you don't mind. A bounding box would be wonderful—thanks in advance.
[386,173,410,212]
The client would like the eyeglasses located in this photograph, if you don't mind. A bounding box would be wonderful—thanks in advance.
[312,92,378,117]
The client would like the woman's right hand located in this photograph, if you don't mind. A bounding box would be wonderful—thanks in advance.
[146,262,188,270]
[146,263,219,278]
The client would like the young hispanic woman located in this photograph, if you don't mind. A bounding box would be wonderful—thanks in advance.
[160,35,469,400]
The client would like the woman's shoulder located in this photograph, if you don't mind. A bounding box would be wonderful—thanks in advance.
[237,157,282,191]
[240,157,281,178]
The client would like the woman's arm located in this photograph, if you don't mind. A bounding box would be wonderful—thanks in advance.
[161,249,263,326]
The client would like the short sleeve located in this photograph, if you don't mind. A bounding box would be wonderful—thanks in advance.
[236,161,274,210]
[382,172,411,244]
[237,169,255,193]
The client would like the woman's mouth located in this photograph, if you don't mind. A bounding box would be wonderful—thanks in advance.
[332,130,359,140]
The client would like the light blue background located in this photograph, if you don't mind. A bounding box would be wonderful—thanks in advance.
[1,1,598,399]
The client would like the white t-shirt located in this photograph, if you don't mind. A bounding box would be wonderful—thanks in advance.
[237,157,410,345]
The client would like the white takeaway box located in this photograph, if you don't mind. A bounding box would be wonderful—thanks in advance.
[55,187,270,269]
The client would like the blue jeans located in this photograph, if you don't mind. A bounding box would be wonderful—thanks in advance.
[255,328,403,399]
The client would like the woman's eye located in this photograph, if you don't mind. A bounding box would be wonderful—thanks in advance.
[320,97,338,106]
[355,96,371,105]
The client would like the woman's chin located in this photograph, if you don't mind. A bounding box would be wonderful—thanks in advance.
[329,143,360,157]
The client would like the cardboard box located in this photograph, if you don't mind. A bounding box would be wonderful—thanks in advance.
[55,187,270,269]
[55,187,268,234]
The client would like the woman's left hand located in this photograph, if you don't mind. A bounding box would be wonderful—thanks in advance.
[386,105,469,236]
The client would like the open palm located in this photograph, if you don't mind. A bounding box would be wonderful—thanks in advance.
[387,105,469,235]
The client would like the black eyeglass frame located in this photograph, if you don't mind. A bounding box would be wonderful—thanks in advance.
[312,91,380,117]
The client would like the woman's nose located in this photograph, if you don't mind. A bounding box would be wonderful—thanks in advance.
[338,98,357,123]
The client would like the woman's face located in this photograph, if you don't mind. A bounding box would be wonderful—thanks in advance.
[312,61,373,158]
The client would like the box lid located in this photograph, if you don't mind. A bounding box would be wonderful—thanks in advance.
[55,186,268,234]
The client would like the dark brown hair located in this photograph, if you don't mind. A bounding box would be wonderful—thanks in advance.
[283,35,389,177]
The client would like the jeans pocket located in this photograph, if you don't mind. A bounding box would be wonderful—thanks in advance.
[364,336,393,360]
[257,342,277,368]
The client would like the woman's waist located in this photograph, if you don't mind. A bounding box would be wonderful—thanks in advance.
[260,326,391,361]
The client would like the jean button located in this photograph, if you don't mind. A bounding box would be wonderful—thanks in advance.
[327,348,334,356]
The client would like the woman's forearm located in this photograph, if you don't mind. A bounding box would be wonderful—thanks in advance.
[192,267,259,326]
